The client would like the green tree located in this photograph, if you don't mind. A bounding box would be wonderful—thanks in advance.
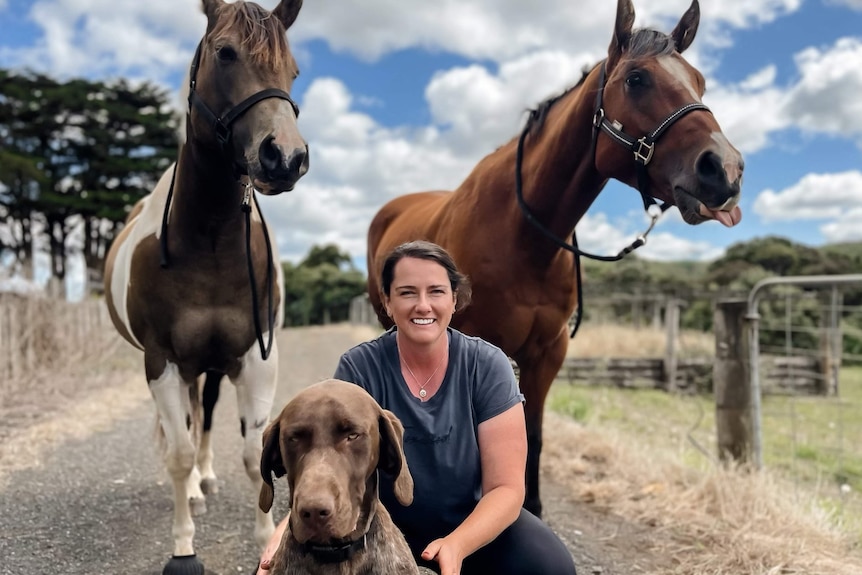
[282,244,366,326]
[0,69,177,284]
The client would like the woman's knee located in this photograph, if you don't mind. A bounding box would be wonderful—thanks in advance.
[464,510,576,575]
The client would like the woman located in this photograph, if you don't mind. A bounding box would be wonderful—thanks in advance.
[257,240,576,575]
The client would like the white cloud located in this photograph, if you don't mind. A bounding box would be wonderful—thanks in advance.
[753,171,862,221]
[291,0,801,64]
[11,0,203,79]
[820,207,862,242]
[694,36,862,155]
[9,0,803,79]
[784,37,862,138]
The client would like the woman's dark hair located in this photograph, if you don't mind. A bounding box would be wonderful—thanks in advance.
[380,240,472,311]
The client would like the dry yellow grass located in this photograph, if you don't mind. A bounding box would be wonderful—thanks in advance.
[566,323,714,358]
[543,412,862,574]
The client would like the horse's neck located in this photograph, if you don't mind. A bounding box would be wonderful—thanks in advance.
[171,143,248,241]
[505,73,607,246]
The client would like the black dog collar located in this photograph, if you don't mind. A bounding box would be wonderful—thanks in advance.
[301,534,367,564]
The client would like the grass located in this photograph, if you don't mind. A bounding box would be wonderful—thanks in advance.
[546,323,862,574]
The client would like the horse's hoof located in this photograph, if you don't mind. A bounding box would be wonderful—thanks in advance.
[162,555,205,575]
[200,478,219,495]
[189,496,207,516]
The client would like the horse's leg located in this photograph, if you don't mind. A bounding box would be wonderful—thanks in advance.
[231,340,279,550]
[198,370,222,496]
[518,333,568,519]
[148,359,203,572]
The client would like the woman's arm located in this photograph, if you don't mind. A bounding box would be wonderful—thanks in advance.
[421,402,527,574]
[256,514,289,574]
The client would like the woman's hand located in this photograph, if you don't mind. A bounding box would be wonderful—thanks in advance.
[256,515,288,574]
[421,536,465,575]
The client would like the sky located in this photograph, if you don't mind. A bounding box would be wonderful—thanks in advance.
[1,0,862,282]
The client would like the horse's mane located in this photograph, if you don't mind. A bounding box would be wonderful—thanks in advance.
[211,1,291,70]
[525,28,676,135]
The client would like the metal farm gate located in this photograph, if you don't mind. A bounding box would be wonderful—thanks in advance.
[746,274,862,522]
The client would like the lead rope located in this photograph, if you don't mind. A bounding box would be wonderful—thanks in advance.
[242,184,276,361]
[514,122,660,337]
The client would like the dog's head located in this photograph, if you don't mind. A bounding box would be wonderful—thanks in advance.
[259,379,414,543]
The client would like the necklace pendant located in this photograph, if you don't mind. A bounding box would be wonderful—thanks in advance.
[419,389,427,399]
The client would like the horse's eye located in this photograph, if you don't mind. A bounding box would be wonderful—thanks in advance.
[626,72,644,87]
[217,46,237,62]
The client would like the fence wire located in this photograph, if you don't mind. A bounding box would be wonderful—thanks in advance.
[753,285,862,533]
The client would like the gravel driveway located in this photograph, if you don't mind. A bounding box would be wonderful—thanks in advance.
[0,325,663,575]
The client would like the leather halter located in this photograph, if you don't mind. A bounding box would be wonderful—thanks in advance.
[514,59,712,338]
[590,62,710,212]
[187,40,299,154]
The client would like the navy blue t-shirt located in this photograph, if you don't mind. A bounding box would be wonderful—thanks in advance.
[333,327,523,552]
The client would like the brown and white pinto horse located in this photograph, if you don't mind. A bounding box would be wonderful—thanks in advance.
[104,1,307,573]
[367,0,743,518]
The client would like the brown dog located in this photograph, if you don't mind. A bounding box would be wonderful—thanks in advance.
[259,379,421,574]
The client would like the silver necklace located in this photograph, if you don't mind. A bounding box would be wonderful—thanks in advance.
[400,343,448,400]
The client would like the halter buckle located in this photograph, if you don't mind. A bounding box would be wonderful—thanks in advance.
[633,137,654,165]
[592,108,605,129]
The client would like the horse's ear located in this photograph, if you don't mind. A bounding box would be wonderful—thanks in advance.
[200,0,223,28]
[670,0,700,54]
[608,0,635,72]
[274,0,303,30]
[259,420,286,513]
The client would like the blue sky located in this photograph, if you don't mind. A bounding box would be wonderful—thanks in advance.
[1,0,862,279]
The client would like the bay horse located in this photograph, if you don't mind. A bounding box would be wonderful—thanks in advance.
[104,0,308,573]
[367,0,743,518]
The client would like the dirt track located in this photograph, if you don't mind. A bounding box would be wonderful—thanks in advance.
[0,325,666,575]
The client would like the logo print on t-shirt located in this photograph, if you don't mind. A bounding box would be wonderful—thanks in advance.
[403,425,453,445]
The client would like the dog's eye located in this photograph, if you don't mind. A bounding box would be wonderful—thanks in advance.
[346,432,360,441]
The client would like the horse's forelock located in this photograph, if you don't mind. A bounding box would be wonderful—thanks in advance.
[626,28,676,58]
[210,1,290,71]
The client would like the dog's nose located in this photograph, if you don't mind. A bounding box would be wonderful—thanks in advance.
[297,495,335,528]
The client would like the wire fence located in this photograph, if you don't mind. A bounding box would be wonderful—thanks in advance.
[750,280,862,531]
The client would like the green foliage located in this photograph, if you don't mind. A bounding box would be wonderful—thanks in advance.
[0,68,178,280]
[282,244,366,326]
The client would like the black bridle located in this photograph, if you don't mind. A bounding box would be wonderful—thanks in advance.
[514,61,712,337]
[159,40,300,360]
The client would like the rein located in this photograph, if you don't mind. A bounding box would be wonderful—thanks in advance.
[514,61,711,338]
[158,40,296,360]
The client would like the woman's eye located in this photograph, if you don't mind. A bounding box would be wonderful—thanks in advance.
[217,46,237,62]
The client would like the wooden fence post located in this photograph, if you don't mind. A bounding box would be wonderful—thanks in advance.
[713,300,753,464]
[664,299,680,391]
[819,287,842,396]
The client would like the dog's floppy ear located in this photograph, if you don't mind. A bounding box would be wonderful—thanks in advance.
[259,419,286,513]
[378,409,414,506]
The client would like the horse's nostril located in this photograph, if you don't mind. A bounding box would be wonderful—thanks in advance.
[286,147,308,176]
[259,136,282,174]
[696,151,722,181]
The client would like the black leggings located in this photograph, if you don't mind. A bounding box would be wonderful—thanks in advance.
[416,509,577,575]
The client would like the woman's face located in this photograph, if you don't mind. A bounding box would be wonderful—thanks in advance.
[384,256,455,347]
